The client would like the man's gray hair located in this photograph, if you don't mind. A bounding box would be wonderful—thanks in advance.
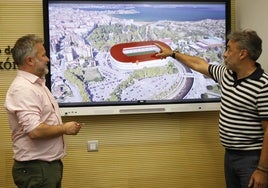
[227,29,262,61]
[12,34,44,66]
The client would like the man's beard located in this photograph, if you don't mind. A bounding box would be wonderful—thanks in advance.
[41,67,49,79]
[37,66,49,79]
[44,67,49,75]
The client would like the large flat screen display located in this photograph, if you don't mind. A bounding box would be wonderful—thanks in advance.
[43,0,231,116]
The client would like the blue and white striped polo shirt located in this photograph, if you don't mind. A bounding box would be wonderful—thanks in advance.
[209,63,268,150]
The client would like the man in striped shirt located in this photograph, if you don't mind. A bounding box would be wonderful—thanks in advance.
[156,29,268,188]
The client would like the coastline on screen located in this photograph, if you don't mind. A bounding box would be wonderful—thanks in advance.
[43,0,231,116]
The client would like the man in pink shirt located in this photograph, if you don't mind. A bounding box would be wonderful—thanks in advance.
[5,34,82,188]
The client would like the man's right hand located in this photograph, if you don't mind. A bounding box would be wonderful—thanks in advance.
[62,122,82,135]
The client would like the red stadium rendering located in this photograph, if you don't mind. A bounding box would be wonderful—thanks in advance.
[110,40,172,70]
[109,40,194,100]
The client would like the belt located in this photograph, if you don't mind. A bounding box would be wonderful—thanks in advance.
[225,148,261,156]
[14,159,62,164]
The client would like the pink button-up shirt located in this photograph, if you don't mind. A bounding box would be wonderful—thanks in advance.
[4,70,66,162]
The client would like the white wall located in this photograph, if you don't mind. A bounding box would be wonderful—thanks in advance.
[236,0,268,71]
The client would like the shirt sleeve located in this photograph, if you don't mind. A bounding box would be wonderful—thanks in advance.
[5,83,43,133]
[257,83,268,119]
[208,64,226,85]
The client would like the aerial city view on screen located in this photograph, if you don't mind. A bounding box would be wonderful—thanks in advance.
[48,3,225,104]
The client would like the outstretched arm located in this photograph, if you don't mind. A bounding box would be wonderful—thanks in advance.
[155,43,211,78]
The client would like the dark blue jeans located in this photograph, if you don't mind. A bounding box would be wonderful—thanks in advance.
[224,149,263,188]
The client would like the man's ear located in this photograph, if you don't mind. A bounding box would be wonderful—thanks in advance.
[239,49,248,59]
[25,56,35,66]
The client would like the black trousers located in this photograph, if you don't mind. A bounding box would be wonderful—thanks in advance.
[12,160,63,188]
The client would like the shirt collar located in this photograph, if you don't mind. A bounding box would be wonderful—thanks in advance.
[232,62,263,81]
[250,62,264,80]
[17,70,45,85]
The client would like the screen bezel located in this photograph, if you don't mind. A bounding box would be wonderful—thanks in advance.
[43,0,231,116]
